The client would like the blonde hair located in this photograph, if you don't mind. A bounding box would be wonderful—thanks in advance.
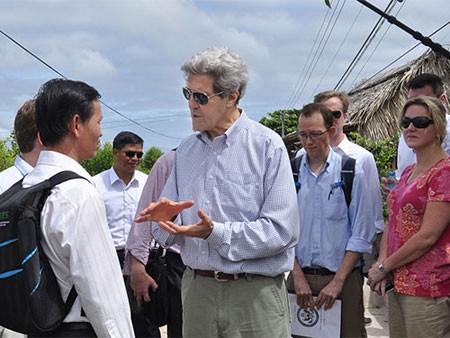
[399,96,447,144]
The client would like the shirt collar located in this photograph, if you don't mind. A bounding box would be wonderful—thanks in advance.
[333,134,351,155]
[14,155,33,176]
[109,167,138,187]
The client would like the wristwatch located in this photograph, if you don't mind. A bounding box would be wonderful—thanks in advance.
[378,262,387,273]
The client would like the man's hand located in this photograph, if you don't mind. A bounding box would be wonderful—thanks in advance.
[130,257,158,307]
[135,197,194,223]
[292,268,315,310]
[156,209,214,239]
[316,277,344,310]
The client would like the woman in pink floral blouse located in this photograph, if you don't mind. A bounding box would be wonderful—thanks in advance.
[368,96,450,338]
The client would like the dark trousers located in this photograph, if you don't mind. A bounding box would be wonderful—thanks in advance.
[29,322,96,337]
[117,249,161,338]
[164,251,185,338]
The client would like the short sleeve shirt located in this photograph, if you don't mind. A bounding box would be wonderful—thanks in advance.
[387,157,450,298]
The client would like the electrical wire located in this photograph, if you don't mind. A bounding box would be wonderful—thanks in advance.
[348,0,406,89]
[0,28,183,140]
[334,0,397,90]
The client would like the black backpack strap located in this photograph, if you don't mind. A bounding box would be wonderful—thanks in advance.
[340,155,356,208]
[291,154,303,193]
[42,171,87,314]
[48,171,85,186]
[65,286,78,313]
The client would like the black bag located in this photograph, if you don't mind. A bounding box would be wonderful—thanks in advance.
[0,171,84,334]
[144,244,169,327]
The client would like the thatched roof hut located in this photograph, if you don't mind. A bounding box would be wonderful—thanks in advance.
[346,49,450,142]
[283,48,450,152]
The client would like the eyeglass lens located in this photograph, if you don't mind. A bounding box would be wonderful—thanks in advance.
[182,87,209,105]
[299,130,327,140]
[125,151,144,159]
[401,116,434,129]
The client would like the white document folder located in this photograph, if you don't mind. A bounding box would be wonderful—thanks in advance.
[289,293,341,338]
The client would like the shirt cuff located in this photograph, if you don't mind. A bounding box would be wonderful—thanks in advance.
[206,221,225,249]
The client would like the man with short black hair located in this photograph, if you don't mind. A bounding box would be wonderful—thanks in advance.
[93,131,150,337]
[23,78,134,337]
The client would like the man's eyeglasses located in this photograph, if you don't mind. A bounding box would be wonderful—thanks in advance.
[124,151,144,159]
[331,110,342,119]
[299,130,328,141]
[401,116,434,129]
[182,87,223,105]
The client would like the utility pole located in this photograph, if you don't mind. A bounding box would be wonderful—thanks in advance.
[356,0,450,60]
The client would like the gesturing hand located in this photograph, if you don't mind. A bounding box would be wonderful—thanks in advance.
[135,197,194,223]
[156,209,214,239]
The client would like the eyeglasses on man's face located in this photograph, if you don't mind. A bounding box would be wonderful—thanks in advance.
[401,116,434,129]
[331,110,342,119]
[182,87,224,105]
[299,130,329,141]
[124,150,144,159]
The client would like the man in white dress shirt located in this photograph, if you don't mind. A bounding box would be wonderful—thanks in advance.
[0,99,43,194]
[92,131,150,338]
[23,78,134,337]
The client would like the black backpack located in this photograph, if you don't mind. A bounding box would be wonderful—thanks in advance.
[291,154,356,207]
[0,171,84,334]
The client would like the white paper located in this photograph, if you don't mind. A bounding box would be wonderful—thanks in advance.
[289,293,341,338]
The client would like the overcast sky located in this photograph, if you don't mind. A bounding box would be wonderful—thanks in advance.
[1,0,449,151]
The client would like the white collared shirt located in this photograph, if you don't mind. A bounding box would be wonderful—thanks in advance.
[22,150,134,338]
[0,156,33,193]
[92,167,147,250]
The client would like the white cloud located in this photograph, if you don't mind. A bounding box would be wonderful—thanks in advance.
[0,0,448,151]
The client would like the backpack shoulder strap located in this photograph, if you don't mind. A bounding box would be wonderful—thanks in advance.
[291,154,303,193]
[48,171,86,187]
[38,170,86,313]
[340,155,356,208]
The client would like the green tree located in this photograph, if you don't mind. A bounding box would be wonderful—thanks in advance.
[82,142,114,176]
[0,133,19,171]
[259,109,299,137]
[139,146,164,174]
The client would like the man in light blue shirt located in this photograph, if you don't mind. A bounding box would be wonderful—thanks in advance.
[290,103,375,338]
[136,47,299,337]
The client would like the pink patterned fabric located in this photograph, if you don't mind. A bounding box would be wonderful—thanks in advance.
[387,157,450,298]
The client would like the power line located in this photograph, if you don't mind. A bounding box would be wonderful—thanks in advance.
[0,28,183,140]
[348,0,406,89]
[286,0,345,109]
[365,20,450,82]
[334,0,397,90]
[311,3,364,96]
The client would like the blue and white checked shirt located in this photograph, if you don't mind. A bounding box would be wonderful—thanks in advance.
[152,111,299,277]
[295,148,375,272]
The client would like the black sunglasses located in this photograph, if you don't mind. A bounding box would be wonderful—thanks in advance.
[124,150,144,159]
[182,87,223,105]
[331,110,342,119]
[401,116,434,129]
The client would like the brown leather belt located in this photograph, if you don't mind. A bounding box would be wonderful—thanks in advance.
[193,269,248,282]
[302,267,335,276]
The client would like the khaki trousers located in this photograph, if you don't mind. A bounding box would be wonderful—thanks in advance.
[181,268,290,338]
[388,292,450,338]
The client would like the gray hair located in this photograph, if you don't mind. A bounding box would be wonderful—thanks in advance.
[181,47,249,104]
